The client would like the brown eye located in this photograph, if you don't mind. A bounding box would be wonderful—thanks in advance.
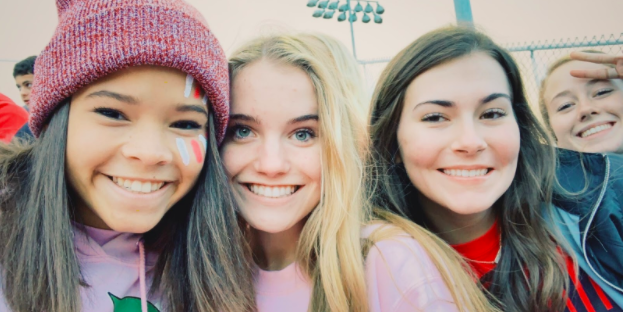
[421,113,448,122]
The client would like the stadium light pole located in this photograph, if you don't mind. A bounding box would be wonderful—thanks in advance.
[453,0,474,26]
[307,0,385,59]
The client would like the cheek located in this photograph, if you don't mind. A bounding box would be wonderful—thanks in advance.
[489,121,521,166]
[548,113,574,138]
[605,92,623,117]
[397,122,443,170]
[220,143,249,178]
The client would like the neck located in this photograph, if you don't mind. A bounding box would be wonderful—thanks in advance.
[419,194,497,245]
[250,219,305,271]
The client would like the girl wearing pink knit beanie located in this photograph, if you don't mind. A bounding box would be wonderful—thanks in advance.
[0,1,255,312]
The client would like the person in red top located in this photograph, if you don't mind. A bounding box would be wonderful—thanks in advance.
[368,26,622,312]
[0,93,29,143]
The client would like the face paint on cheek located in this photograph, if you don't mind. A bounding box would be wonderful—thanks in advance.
[191,140,203,163]
[176,138,190,166]
[198,134,207,150]
[184,74,194,98]
[202,94,208,106]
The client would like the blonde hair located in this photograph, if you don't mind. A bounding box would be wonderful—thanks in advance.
[229,32,498,312]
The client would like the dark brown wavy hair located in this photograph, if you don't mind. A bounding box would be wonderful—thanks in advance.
[0,101,255,312]
[367,26,569,312]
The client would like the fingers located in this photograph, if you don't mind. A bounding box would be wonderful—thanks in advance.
[570,67,620,79]
[570,51,621,65]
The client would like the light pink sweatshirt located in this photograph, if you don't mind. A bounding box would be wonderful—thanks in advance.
[0,225,161,312]
[255,224,459,312]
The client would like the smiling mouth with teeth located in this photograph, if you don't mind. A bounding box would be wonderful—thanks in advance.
[111,176,167,194]
[246,184,300,198]
[439,168,492,177]
[578,122,614,138]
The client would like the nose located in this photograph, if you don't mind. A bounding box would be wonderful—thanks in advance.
[20,88,28,98]
[254,136,290,177]
[577,98,600,122]
[121,125,174,166]
[450,119,487,156]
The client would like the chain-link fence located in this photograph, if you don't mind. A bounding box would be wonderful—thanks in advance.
[358,33,623,123]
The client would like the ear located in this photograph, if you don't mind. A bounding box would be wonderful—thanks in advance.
[394,152,402,164]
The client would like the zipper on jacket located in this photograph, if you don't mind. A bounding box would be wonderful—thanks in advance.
[581,154,622,292]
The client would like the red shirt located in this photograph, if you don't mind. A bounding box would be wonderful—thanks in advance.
[451,220,500,279]
[0,93,28,143]
[451,220,619,312]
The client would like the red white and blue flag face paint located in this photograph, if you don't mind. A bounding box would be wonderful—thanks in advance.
[176,135,207,166]
[184,74,194,98]
[198,134,207,150]
[176,138,190,166]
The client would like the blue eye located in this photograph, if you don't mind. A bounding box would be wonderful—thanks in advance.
[557,103,574,112]
[94,107,126,120]
[171,120,202,130]
[228,125,253,140]
[421,113,448,122]
[293,129,315,142]
[481,108,507,119]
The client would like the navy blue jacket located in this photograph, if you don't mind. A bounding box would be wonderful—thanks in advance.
[552,148,623,307]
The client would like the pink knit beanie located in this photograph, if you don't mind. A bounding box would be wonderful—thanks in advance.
[30,0,230,143]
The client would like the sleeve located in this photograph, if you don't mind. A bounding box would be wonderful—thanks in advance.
[365,234,460,312]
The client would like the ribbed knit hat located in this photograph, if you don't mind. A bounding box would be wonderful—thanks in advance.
[30,0,230,143]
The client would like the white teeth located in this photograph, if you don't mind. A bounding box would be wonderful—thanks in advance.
[248,184,297,198]
[443,169,488,177]
[581,123,613,138]
[112,177,166,194]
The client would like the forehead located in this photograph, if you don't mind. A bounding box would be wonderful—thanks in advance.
[547,60,613,90]
[405,52,510,103]
[231,59,317,119]
[15,74,34,83]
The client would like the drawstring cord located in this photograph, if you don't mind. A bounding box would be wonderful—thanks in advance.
[138,240,148,312]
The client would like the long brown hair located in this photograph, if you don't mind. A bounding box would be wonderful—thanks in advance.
[0,101,255,312]
[368,26,569,312]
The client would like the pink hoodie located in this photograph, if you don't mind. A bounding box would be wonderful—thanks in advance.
[255,224,459,312]
[0,224,161,312]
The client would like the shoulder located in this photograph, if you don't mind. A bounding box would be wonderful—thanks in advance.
[362,223,458,312]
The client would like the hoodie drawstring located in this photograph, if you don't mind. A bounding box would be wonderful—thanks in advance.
[138,240,148,312]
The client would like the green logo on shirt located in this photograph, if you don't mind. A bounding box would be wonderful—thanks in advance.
[109,293,160,312]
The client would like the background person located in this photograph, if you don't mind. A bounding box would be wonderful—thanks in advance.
[0,92,28,143]
[12,55,36,109]
[540,51,623,154]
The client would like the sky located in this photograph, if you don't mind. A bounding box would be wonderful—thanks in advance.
[0,0,622,107]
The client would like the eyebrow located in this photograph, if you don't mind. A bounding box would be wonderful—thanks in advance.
[414,93,511,110]
[228,114,319,125]
[229,114,259,123]
[176,104,208,116]
[86,90,138,104]
[586,78,610,87]
[550,79,611,103]
[289,114,318,124]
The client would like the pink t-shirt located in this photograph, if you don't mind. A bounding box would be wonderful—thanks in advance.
[255,224,458,312]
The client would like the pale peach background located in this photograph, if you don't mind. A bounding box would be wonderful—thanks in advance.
[0,0,622,107]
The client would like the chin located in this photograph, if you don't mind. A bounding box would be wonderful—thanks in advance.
[105,218,160,234]
[445,201,494,216]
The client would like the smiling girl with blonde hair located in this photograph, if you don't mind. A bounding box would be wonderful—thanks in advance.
[223,32,498,312]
